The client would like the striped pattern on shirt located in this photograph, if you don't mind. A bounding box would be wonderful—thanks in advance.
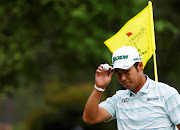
[99,76,180,130]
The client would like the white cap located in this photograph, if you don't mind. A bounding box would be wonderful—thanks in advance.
[112,46,142,70]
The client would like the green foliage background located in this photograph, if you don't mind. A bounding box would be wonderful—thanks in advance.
[0,0,179,130]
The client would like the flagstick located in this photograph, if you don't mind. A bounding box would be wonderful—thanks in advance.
[148,1,158,82]
[153,50,158,82]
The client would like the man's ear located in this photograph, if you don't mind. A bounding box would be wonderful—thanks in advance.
[138,62,143,71]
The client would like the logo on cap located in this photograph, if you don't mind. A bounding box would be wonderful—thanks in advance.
[112,55,128,64]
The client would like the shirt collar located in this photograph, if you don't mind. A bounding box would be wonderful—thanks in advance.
[139,75,151,94]
[127,75,151,95]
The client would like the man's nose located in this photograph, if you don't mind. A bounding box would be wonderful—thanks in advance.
[121,74,127,81]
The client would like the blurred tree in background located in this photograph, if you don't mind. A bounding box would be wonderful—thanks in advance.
[0,0,179,130]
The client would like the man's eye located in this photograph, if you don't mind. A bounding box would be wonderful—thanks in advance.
[116,72,121,76]
[124,70,129,74]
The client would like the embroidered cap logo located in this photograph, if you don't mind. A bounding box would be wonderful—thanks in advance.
[112,55,129,64]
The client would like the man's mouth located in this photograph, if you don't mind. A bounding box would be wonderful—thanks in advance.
[123,82,130,87]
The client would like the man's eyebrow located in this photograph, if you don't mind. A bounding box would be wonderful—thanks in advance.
[115,69,122,73]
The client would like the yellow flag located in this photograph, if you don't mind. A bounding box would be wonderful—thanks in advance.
[104,2,155,68]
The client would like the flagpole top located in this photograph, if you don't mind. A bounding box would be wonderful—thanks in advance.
[148,1,153,6]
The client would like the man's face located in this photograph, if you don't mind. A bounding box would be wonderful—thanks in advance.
[115,65,142,93]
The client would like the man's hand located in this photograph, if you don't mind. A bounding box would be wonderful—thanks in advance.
[95,64,114,89]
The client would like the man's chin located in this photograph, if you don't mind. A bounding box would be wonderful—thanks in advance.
[123,83,131,89]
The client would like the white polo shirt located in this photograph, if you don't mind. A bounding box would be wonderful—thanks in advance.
[99,76,180,130]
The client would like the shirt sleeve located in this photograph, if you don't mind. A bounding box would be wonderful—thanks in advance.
[99,94,117,122]
[164,87,180,125]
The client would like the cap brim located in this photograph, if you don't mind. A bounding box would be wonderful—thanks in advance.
[108,62,134,74]
[112,61,135,70]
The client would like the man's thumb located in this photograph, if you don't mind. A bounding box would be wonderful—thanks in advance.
[108,69,114,78]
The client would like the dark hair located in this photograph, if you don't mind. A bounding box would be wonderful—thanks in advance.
[134,62,139,71]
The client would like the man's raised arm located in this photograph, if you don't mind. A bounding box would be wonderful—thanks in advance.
[82,64,114,124]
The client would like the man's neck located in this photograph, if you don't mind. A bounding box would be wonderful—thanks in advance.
[133,75,147,94]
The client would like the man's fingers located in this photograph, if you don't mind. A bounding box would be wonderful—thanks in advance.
[108,69,114,78]
[97,64,104,71]
[96,64,113,74]
[96,69,101,73]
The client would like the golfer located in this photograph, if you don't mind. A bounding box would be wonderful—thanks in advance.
[83,46,180,129]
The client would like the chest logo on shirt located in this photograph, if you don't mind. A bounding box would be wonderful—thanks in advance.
[122,98,129,103]
[146,97,159,102]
